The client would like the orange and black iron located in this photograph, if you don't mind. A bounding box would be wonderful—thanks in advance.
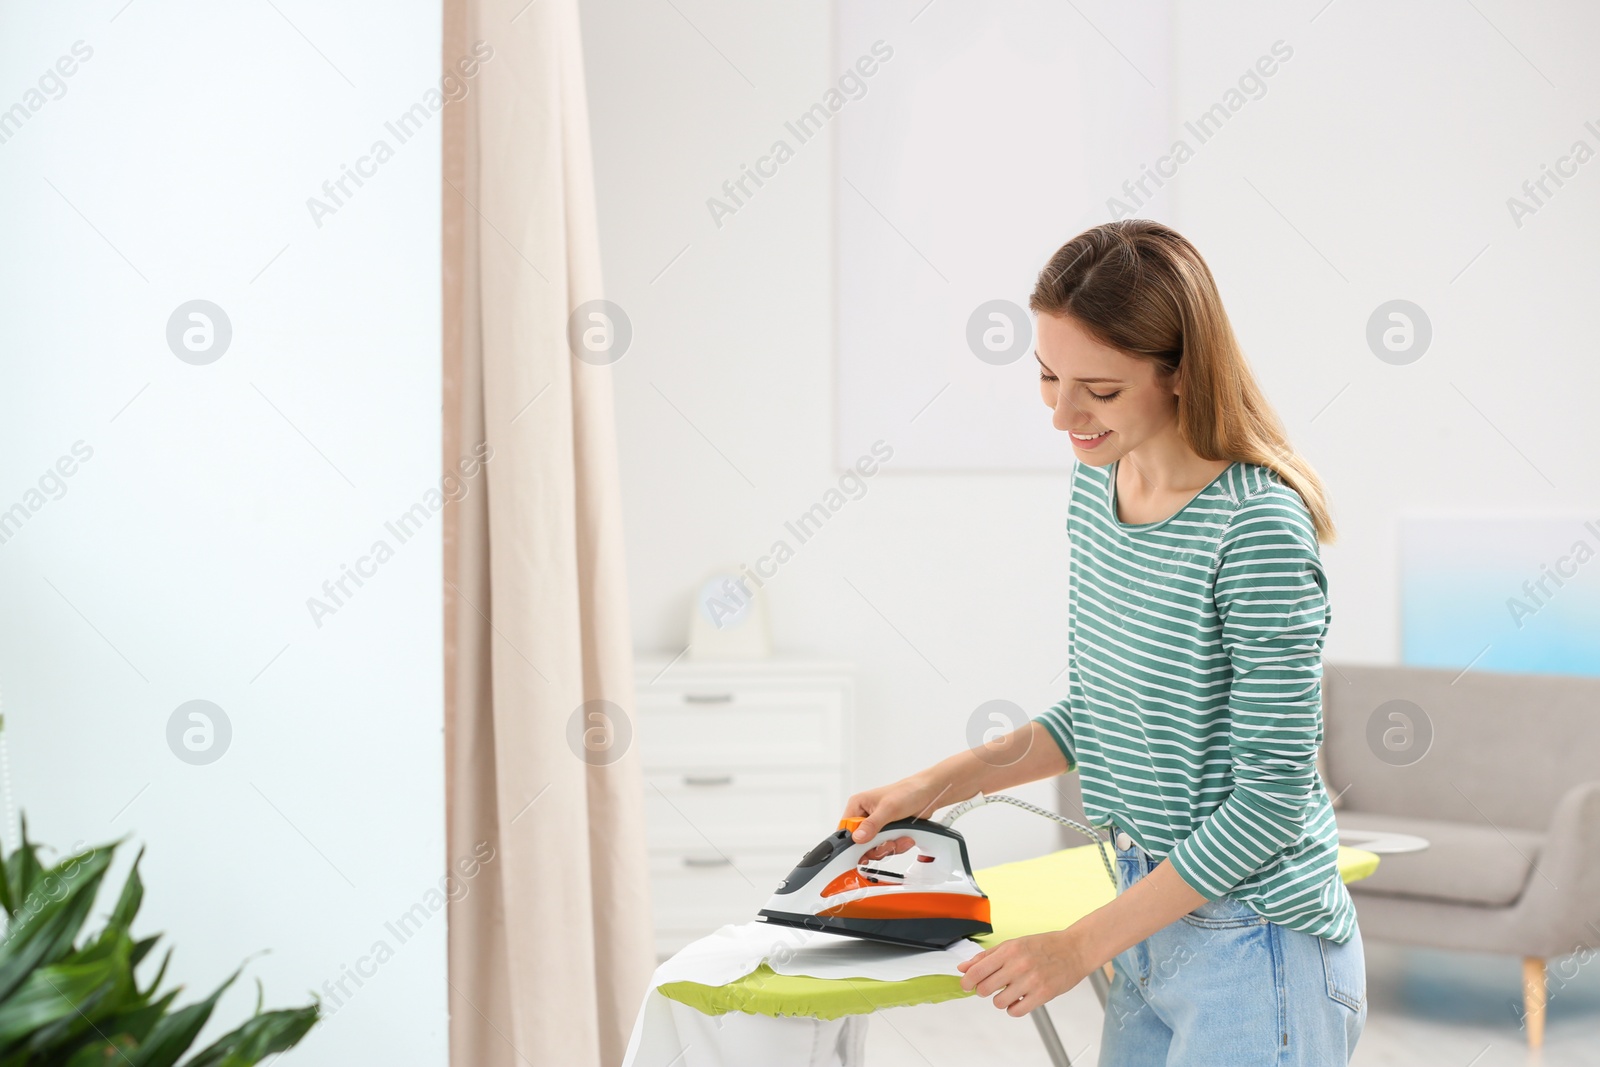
[755,815,993,950]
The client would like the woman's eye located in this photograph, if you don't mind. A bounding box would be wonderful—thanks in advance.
[1089,390,1120,403]
[1039,371,1058,383]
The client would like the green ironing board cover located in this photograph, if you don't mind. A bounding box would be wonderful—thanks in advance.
[657,842,1381,1020]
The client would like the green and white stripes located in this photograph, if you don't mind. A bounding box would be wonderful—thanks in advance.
[1034,458,1358,944]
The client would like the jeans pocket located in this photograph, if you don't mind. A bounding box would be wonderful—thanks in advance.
[1114,857,1139,895]
[1319,930,1366,1012]
[1179,893,1265,929]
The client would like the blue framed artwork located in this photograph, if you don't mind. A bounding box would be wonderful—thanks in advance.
[1401,517,1600,677]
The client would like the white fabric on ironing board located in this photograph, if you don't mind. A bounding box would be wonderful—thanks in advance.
[621,922,986,1066]
[647,921,983,986]
[623,990,868,1067]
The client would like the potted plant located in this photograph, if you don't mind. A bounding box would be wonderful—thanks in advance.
[0,813,319,1065]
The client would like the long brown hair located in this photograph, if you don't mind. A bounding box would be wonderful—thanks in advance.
[1029,219,1336,544]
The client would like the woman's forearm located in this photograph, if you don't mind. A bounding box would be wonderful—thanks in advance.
[1075,858,1207,969]
[916,721,1071,809]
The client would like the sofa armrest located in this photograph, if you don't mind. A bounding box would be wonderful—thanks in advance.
[1518,779,1600,947]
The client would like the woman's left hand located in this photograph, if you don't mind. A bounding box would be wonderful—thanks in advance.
[956,928,1097,1016]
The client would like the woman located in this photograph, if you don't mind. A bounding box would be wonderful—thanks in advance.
[842,220,1366,1064]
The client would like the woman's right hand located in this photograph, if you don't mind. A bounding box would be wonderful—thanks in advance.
[842,772,960,860]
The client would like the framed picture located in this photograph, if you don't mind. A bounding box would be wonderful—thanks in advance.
[1401,516,1600,676]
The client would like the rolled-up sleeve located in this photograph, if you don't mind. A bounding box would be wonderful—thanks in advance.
[1033,698,1077,773]
[1166,490,1330,901]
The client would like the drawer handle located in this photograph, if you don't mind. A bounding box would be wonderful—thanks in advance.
[683,774,733,787]
[683,692,734,704]
[683,856,732,868]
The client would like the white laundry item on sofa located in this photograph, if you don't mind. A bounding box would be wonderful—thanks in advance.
[621,922,986,1067]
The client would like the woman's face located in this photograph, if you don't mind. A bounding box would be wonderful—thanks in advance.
[1035,311,1177,466]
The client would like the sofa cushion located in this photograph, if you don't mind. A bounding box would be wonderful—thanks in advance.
[1322,663,1600,831]
[1338,810,1544,907]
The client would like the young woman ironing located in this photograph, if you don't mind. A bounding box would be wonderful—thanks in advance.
[843,219,1366,1064]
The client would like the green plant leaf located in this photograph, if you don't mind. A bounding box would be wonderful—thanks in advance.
[63,1033,138,1067]
[0,846,13,921]
[50,985,180,1065]
[130,936,162,973]
[3,816,43,910]
[0,817,318,1065]
[0,936,131,1053]
[177,1000,320,1067]
[0,837,117,952]
[0,848,114,1005]
[108,986,181,1043]
[107,846,146,934]
[125,963,243,1067]
[25,929,141,1056]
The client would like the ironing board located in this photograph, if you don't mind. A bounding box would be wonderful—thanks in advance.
[658,842,1382,1065]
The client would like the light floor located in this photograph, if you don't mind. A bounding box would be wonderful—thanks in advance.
[863,940,1600,1065]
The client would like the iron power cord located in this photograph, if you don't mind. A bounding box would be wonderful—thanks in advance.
[937,791,1119,890]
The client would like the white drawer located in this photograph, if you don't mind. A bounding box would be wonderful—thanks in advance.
[636,689,844,768]
[643,770,842,851]
[649,848,797,939]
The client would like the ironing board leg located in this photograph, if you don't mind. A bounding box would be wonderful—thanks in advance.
[1029,962,1114,1067]
[1030,1006,1074,1067]
[1088,962,1112,1008]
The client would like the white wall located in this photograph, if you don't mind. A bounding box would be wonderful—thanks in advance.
[582,0,1600,869]
[833,4,1172,472]
[1170,0,1600,660]
[0,3,448,1062]
[581,0,1087,867]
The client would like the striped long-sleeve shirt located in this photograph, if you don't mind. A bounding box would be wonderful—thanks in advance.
[1034,457,1357,943]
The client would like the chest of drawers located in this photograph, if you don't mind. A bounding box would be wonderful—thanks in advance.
[634,656,854,959]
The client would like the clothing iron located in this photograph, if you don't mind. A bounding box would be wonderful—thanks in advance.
[755,815,992,949]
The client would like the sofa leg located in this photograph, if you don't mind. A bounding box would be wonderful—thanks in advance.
[1522,956,1546,1049]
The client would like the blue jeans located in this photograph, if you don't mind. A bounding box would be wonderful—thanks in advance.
[1098,823,1367,1066]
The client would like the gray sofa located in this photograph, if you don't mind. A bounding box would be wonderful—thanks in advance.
[1321,662,1600,1049]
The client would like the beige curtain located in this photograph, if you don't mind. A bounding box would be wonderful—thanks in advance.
[442,1,655,1064]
